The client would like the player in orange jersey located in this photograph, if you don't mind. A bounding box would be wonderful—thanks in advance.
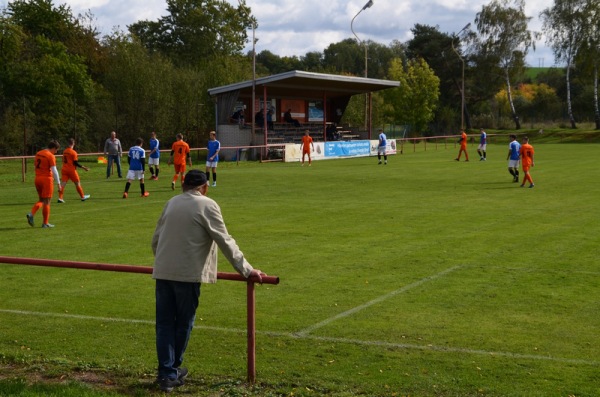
[300,130,314,166]
[455,130,469,161]
[27,140,61,228]
[58,138,90,203]
[168,133,192,190]
[519,136,535,188]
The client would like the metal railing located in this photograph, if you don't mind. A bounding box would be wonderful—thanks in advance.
[0,255,279,383]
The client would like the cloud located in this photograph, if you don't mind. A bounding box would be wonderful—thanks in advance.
[0,0,557,66]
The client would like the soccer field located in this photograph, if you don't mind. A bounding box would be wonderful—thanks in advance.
[0,142,599,396]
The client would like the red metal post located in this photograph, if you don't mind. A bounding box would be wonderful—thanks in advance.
[247,281,256,383]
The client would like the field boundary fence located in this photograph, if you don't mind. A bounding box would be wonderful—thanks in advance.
[0,255,279,383]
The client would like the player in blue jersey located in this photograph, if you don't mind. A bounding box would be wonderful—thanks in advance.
[123,138,149,198]
[477,128,487,161]
[506,134,521,183]
[205,131,220,187]
[377,129,388,165]
[149,131,161,180]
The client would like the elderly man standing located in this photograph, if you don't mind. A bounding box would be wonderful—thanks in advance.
[151,169,264,392]
[104,131,123,178]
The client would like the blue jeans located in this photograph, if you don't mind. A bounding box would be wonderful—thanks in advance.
[155,279,200,380]
[106,154,122,178]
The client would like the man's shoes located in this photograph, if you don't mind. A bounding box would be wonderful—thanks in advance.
[384,161,387,165]
[177,367,188,382]
[41,223,55,228]
[529,184,535,188]
[158,377,181,393]
[142,192,150,197]
[81,195,90,201]
[122,192,128,199]
[212,182,216,187]
[171,182,175,191]
[57,198,65,203]
[26,213,34,227]
[378,160,382,165]
[454,158,459,161]
[157,368,188,393]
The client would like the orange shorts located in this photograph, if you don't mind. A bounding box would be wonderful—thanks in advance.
[61,169,80,183]
[174,163,186,174]
[522,165,531,172]
[35,177,54,199]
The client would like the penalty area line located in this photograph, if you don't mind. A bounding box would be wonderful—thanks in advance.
[294,265,461,337]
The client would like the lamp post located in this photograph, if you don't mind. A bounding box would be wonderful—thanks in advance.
[250,20,257,146]
[451,23,470,131]
[350,0,374,130]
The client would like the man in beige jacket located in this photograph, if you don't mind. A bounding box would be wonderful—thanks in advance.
[152,169,264,392]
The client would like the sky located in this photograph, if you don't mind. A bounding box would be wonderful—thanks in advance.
[1,0,556,67]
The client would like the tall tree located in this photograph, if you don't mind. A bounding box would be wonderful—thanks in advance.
[541,0,588,128]
[406,24,464,131]
[383,57,440,134]
[475,0,539,129]
[129,0,254,67]
[576,0,600,129]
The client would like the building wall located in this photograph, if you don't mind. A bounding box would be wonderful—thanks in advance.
[216,124,253,161]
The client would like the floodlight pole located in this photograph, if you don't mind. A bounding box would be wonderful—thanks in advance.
[251,22,256,147]
[451,23,470,131]
[351,0,373,131]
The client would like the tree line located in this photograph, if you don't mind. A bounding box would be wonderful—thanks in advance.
[0,0,598,156]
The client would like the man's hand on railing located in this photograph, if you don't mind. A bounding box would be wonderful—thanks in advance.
[249,269,265,284]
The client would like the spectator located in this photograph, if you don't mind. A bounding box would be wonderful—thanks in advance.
[151,169,264,393]
[104,131,122,178]
[284,109,301,127]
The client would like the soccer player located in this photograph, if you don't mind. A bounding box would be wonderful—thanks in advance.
[477,128,487,161]
[519,136,535,188]
[455,130,469,161]
[122,138,149,198]
[300,130,314,166]
[377,128,388,165]
[507,134,521,183]
[27,140,61,228]
[58,138,90,203]
[168,133,192,190]
[205,131,220,187]
[149,131,161,180]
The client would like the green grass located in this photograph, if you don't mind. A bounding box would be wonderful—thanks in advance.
[0,140,599,396]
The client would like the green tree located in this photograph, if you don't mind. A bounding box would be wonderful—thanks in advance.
[406,24,463,131]
[129,0,254,67]
[323,38,363,76]
[383,57,440,134]
[541,0,588,128]
[576,0,600,128]
[475,0,539,129]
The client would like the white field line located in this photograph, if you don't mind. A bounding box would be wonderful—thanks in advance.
[294,265,461,337]
[1,308,597,366]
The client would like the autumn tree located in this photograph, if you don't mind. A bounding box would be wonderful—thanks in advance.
[475,0,539,129]
[541,0,588,128]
